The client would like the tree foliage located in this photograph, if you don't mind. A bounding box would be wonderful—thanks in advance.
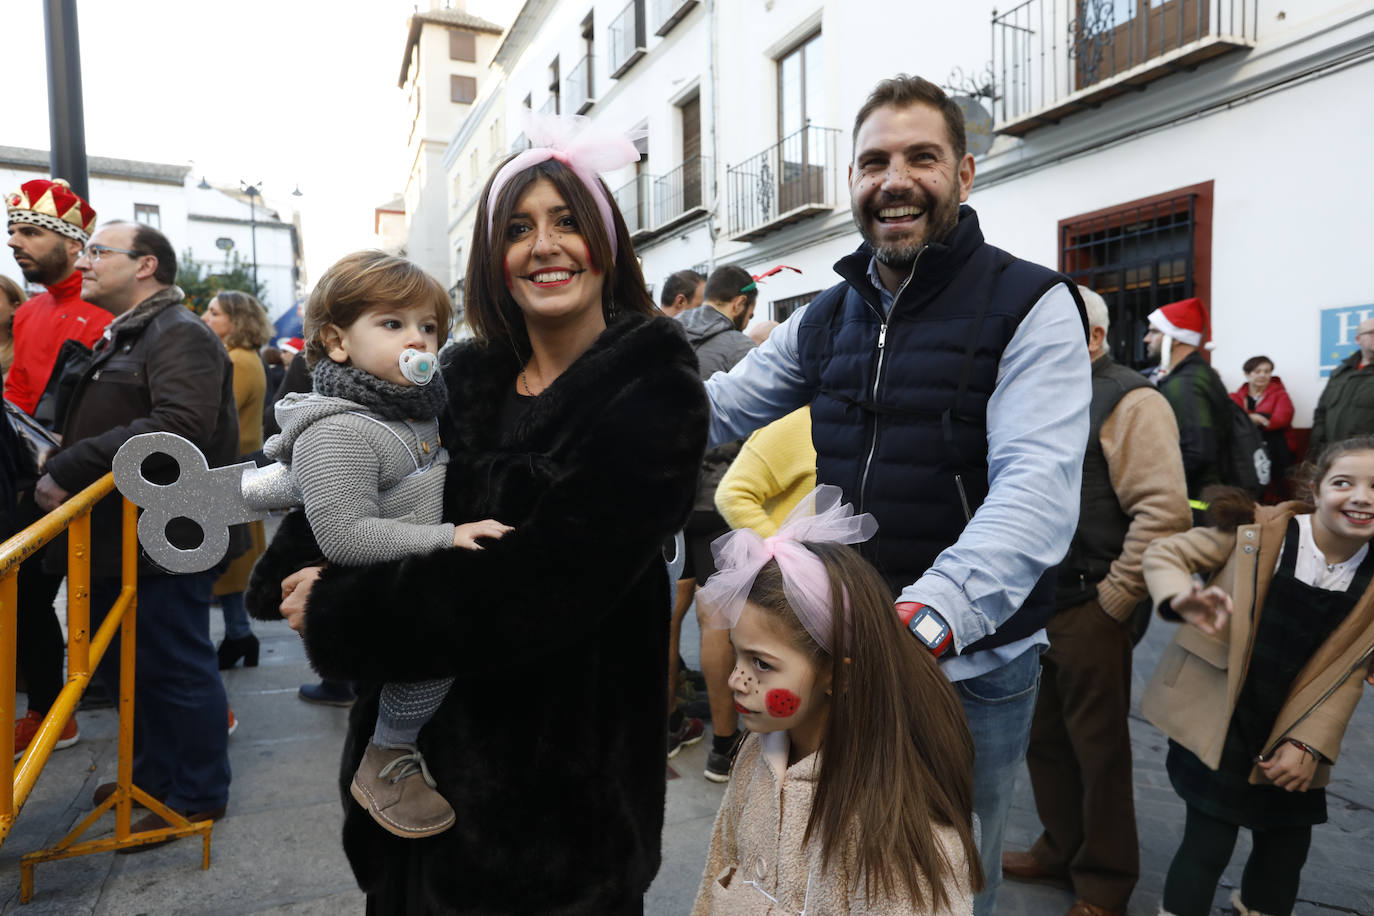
[176,248,267,314]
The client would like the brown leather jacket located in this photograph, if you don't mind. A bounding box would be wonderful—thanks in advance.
[44,285,237,579]
[1141,502,1374,788]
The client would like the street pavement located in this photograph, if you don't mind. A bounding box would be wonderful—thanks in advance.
[2,597,1370,914]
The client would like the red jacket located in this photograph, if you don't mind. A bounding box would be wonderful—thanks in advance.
[1231,375,1299,454]
[3,271,112,415]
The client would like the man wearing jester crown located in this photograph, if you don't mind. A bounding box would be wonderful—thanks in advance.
[5,178,112,419]
[6,178,113,764]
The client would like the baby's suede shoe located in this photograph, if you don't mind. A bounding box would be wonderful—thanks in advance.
[350,742,455,839]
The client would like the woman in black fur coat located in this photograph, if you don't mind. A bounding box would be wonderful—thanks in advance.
[247,141,707,914]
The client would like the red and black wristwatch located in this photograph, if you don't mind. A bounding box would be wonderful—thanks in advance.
[895,602,953,658]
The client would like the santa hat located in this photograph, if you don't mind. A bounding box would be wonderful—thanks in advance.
[1147,297,1210,347]
[6,178,97,243]
[277,336,305,357]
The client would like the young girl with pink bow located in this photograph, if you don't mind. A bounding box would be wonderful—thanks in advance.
[692,485,983,915]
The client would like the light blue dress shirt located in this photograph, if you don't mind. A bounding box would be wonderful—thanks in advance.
[705,257,1091,681]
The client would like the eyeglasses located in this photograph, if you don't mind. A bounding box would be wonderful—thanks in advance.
[80,244,143,262]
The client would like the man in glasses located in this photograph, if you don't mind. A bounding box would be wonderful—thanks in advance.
[34,221,236,846]
[5,178,113,763]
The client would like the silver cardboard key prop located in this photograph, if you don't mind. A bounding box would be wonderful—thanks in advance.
[112,432,302,574]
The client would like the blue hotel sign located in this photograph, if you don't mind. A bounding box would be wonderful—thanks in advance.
[1321,305,1374,377]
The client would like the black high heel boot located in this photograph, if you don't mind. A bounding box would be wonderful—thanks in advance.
[218,633,260,669]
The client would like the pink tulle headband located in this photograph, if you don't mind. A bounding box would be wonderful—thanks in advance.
[696,485,878,654]
[485,112,642,262]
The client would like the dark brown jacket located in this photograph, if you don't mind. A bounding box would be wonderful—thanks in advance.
[247,313,708,913]
[45,285,237,579]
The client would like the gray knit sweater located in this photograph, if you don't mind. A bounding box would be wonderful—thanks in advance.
[264,393,454,566]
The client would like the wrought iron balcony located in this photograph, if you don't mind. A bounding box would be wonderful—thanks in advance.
[566,54,594,115]
[609,0,648,79]
[726,125,840,242]
[992,0,1257,137]
[649,0,697,36]
[653,156,709,231]
[612,174,654,238]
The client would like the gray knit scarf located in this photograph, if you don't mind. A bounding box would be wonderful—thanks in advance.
[311,357,449,421]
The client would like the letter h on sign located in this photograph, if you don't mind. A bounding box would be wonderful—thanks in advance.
[1321,305,1374,377]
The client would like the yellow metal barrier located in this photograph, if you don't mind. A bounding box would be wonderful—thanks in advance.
[0,473,213,903]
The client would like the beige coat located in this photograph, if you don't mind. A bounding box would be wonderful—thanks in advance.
[692,732,972,916]
[1141,503,1374,788]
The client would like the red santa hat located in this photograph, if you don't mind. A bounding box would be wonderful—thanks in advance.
[1147,297,1210,347]
[277,336,305,357]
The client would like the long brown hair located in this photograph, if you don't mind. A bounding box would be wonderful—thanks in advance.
[747,543,983,908]
[465,156,655,358]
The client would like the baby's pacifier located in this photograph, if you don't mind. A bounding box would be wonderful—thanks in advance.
[399,348,438,386]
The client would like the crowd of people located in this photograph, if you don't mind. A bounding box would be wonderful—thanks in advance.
[3,72,1372,916]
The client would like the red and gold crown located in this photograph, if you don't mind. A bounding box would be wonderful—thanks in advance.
[6,178,97,242]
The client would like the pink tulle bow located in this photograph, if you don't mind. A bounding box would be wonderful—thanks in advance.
[696,485,878,654]
[485,112,642,262]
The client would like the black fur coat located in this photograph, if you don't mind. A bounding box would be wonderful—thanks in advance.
[247,313,707,913]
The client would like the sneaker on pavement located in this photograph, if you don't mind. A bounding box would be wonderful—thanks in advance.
[14,709,79,761]
[667,716,705,758]
[299,680,355,707]
[704,731,745,783]
[227,708,239,736]
[350,742,455,838]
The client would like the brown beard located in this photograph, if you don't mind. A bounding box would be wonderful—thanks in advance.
[855,184,961,272]
[17,241,74,286]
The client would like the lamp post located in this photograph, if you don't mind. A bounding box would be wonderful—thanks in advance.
[235,181,303,297]
[240,181,262,293]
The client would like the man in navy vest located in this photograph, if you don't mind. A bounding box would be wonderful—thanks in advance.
[704,74,1091,914]
[1003,288,1190,916]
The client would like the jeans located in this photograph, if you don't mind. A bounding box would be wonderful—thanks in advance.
[220,591,253,640]
[91,572,231,812]
[957,646,1042,916]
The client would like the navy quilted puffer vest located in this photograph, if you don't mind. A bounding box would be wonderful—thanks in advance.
[797,208,1082,653]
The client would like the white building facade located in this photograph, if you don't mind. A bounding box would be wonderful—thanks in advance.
[2,147,303,319]
[397,4,506,285]
[458,0,1373,437]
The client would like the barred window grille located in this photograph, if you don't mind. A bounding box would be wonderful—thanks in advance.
[1060,188,1212,370]
[773,291,819,323]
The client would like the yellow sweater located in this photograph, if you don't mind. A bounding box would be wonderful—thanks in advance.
[715,408,816,537]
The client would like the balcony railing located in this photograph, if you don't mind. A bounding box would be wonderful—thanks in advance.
[566,54,594,114]
[993,0,1257,137]
[648,0,697,36]
[653,156,709,230]
[612,174,654,237]
[608,0,647,79]
[726,125,840,242]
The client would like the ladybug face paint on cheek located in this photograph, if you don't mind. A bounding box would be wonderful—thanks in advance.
[765,688,801,718]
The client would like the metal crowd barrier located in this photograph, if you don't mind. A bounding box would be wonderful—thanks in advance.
[0,473,213,903]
